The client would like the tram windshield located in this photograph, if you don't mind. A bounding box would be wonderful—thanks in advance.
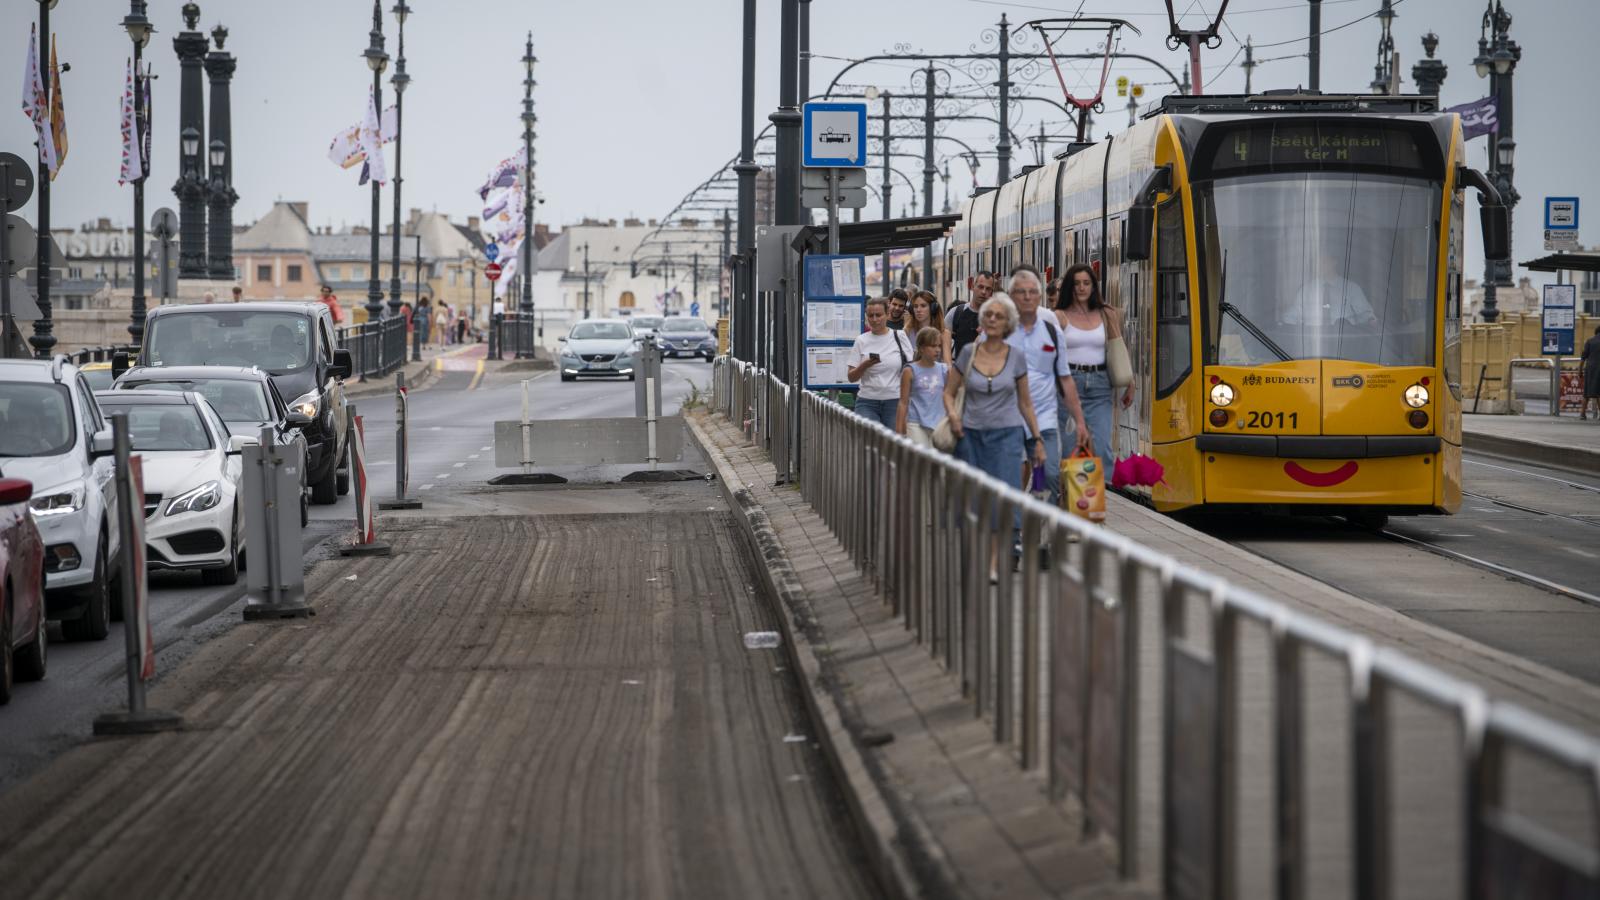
[1195,172,1438,367]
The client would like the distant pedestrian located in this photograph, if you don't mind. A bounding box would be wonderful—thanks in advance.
[847,297,914,430]
[231,286,243,303]
[907,289,951,362]
[946,270,993,362]
[435,303,450,346]
[895,326,948,447]
[456,314,468,344]
[318,284,345,325]
[202,290,216,304]
[413,298,432,349]
[1582,324,1600,420]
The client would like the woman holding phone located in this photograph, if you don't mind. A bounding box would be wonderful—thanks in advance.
[847,297,914,429]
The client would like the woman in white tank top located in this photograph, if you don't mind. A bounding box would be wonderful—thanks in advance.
[1053,264,1129,465]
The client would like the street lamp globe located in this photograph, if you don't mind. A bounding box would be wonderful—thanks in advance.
[122,1,154,47]
[391,1,411,25]
[392,67,410,94]
[209,139,226,169]
[1473,38,1490,78]
[1491,45,1515,75]
[863,85,880,101]
[1495,138,1515,169]
[365,45,389,73]
[182,126,200,158]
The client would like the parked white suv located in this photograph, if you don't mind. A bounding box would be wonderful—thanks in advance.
[0,358,119,641]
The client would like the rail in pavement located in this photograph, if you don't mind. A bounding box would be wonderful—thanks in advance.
[709,359,1600,899]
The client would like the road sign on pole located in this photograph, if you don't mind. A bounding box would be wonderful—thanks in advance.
[1544,197,1579,251]
[485,242,500,262]
[802,102,868,168]
[485,262,504,282]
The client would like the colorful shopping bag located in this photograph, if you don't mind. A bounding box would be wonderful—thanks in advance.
[1061,451,1106,523]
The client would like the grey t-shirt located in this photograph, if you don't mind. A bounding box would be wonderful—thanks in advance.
[954,342,1028,431]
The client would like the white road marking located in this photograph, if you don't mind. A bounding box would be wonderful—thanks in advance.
[436,473,451,479]
[1478,524,1506,534]
[430,426,442,431]
[480,446,491,452]
[453,462,466,468]
[420,483,434,491]
[468,454,480,459]
[1562,546,1598,559]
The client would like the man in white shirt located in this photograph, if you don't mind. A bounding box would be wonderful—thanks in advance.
[1288,252,1377,327]
[1004,266,1088,504]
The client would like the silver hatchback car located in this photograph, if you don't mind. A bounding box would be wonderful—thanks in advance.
[557,319,642,382]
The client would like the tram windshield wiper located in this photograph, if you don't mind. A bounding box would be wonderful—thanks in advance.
[1217,252,1293,363]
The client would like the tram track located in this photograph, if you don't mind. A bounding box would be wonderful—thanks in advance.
[1371,526,1600,609]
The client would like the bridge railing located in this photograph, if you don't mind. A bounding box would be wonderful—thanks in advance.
[335,315,407,381]
[712,356,1600,898]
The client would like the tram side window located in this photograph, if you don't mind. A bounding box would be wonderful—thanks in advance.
[1155,199,1190,398]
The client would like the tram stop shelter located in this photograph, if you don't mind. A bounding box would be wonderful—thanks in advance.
[790,213,962,260]
[1519,251,1600,276]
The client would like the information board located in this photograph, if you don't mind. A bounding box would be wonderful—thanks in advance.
[802,254,867,390]
[1541,284,1576,355]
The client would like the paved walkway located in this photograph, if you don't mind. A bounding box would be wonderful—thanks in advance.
[1463,411,1600,473]
[690,408,1600,900]
[0,483,879,899]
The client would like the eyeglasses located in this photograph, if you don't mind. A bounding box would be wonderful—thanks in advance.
[980,311,1006,320]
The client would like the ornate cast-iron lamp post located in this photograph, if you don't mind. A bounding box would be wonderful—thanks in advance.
[362,1,389,323]
[122,0,154,344]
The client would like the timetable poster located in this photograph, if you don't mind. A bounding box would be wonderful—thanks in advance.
[804,345,854,389]
[806,301,863,342]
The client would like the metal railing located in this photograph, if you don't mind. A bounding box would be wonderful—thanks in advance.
[335,315,408,381]
[712,357,1600,899]
[63,344,139,366]
[1509,356,1582,417]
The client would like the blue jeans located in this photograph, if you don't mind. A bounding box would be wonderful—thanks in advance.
[1067,368,1115,465]
[855,396,899,430]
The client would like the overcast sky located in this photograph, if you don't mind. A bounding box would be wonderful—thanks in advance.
[4,0,1594,283]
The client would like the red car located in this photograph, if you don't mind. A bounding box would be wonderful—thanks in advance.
[0,476,48,703]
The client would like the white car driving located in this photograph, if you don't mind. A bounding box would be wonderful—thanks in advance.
[94,391,251,586]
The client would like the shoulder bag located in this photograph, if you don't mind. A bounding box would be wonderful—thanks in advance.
[1102,307,1133,389]
[931,348,975,452]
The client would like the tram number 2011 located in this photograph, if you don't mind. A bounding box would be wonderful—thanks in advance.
[1243,411,1299,429]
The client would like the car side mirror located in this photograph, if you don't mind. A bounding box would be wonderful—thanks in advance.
[226,434,259,456]
[557,335,567,342]
[0,478,33,505]
[330,348,354,380]
[285,409,314,428]
[1125,204,1155,262]
[89,429,115,460]
[111,351,130,378]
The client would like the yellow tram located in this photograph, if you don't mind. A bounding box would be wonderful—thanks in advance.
[944,93,1510,518]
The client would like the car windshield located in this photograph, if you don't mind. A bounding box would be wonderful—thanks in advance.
[660,319,707,333]
[125,379,271,423]
[0,382,75,457]
[1195,172,1439,367]
[98,402,214,451]
[145,310,314,374]
[80,368,115,391]
[571,322,632,340]
[631,317,662,329]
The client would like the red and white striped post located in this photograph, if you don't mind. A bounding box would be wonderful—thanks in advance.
[342,409,391,557]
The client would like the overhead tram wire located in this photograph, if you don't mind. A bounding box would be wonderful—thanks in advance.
[966,0,1365,16]
[1251,0,1409,49]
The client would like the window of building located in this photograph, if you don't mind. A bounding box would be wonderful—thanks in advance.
[287,265,303,282]
[68,266,83,279]
[351,266,364,281]
[257,264,272,282]
[448,269,458,287]
[326,266,341,281]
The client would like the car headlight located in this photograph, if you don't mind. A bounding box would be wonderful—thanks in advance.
[1404,383,1429,408]
[289,390,320,420]
[166,480,222,516]
[30,485,85,517]
[1209,382,1235,407]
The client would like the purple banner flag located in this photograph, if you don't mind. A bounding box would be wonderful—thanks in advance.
[1446,96,1498,140]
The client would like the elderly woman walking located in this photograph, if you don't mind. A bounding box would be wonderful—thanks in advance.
[943,292,1047,485]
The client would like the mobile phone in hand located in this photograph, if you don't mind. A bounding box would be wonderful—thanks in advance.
[869,353,880,361]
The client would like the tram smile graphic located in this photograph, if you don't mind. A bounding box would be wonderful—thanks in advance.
[1283,460,1360,487]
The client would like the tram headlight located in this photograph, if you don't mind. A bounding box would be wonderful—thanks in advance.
[1403,383,1430,408]
[1209,382,1235,407]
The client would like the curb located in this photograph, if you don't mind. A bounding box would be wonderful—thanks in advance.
[1463,429,1600,477]
[345,359,436,401]
[686,413,959,900]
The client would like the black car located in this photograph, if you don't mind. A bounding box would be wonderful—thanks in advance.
[654,317,716,361]
[117,302,353,504]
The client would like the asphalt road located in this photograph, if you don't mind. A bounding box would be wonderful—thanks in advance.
[0,354,712,795]
[1199,451,1600,684]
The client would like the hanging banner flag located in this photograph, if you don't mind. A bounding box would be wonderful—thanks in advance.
[356,87,387,185]
[492,250,519,299]
[139,64,152,179]
[20,24,58,174]
[1446,96,1498,140]
[48,35,67,178]
[118,57,141,185]
[326,105,398,170]
[477,147,526,201]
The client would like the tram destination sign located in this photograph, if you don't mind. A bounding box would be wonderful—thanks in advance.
[1210,122,1425,173]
